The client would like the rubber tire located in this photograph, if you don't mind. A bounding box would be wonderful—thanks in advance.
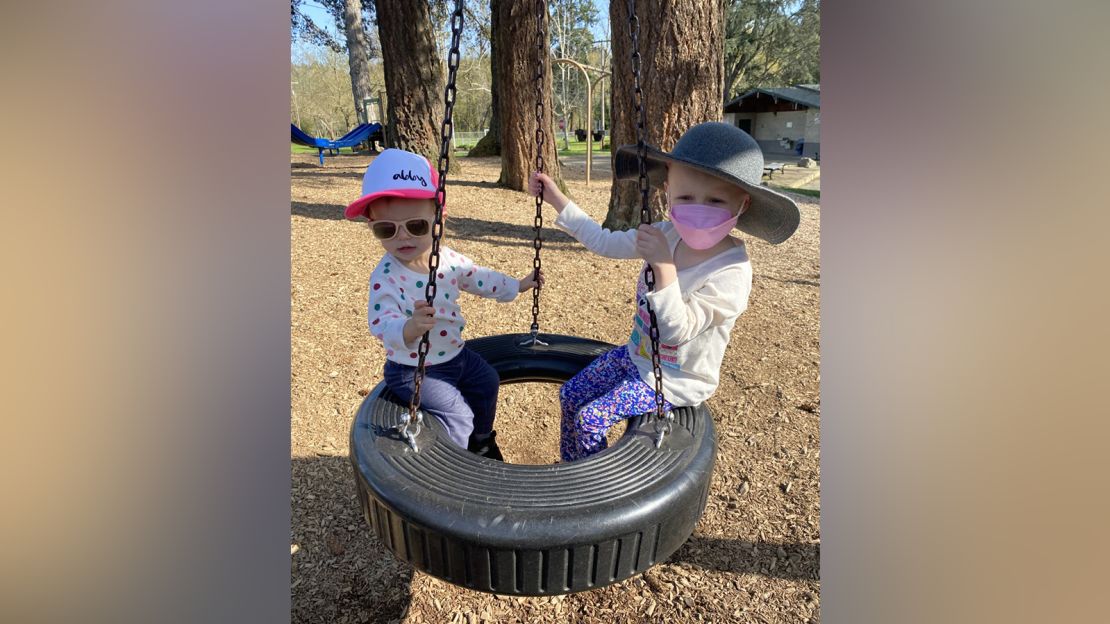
[350,333,717,596]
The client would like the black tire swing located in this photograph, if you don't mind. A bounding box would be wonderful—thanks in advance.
[349,0,717,596]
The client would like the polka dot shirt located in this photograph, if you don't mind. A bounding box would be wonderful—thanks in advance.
[367,247,520,365]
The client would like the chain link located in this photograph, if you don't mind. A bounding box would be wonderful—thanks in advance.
[626,0,670,446]
[526,0,547,342]
[403,0,465,450]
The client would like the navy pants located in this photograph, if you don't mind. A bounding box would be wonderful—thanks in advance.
[383,347,500,448]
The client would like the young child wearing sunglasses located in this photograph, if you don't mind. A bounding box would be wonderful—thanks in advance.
[345,149,542,461]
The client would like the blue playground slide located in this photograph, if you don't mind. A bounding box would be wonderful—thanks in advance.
[291,122,383,165]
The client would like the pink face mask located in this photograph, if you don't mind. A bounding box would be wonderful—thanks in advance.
[668,203,739,249]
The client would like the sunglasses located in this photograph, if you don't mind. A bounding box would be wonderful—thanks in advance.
[369,218,431,240]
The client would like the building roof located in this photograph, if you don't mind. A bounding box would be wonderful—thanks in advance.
[724,84,821,111]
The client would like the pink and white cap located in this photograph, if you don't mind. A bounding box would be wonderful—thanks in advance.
[344,148,441,220]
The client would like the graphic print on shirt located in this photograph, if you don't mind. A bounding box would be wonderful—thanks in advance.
[629,273,680,369]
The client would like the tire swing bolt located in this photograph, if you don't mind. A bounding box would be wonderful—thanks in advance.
[396,410,424,451]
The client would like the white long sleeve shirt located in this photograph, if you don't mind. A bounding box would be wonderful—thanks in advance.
[368,247,520,365]
[554,201,752,405]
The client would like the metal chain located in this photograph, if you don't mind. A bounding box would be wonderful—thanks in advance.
[521,0,552,346]
[626,0,671,446]
[522,0,547,347]
[402,0,465,451]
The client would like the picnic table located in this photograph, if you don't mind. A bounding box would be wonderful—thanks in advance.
[763,162,786,179]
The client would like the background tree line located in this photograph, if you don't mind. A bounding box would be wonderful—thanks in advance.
[291,0,818,226]
[291,1,818,139]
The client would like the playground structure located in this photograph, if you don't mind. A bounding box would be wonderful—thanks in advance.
[553,58,610,186]
[291,122,384,165]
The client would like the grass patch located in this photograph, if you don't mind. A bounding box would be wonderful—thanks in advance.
[555,137,611,156]
[291,144,359,155]
[771,185,820,199]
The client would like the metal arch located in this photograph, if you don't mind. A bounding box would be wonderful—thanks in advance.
[552,58,611,186]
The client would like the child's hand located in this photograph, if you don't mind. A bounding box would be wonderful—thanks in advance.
[529,172,570,214]
[635,224,673,266]
[518,269,545,292]
[403,300,437,344]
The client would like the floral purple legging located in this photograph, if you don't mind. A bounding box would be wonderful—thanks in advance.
[559,345,674,462]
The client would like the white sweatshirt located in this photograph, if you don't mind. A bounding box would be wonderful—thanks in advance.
[368,247,520,365]
[554,201,752,405]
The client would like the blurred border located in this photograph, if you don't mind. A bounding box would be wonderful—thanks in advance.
[822,1,1110,622]
[0,1,291,623]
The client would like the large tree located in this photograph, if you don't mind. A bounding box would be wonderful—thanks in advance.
[341,0,376,124]
[723,0,820,103]
[468,0,501,157]
[496,1,562,191]
[606,0,724,229]
[290,0,378,128]
[373,0,447,163]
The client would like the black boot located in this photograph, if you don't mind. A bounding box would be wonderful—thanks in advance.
[467,431,504,462]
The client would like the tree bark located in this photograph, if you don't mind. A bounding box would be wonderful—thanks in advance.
[342,0,375,128]
[373,0,451,168]
[606,0,724,230]
[468,0,501,157]
[496,1,561,191]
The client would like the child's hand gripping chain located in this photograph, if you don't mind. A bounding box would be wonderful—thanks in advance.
[528,122,801,461]
[346,148,550,462]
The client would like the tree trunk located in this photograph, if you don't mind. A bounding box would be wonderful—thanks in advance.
[606,0,724,230]
[468,0,501,157]
[496,1,561,191]
[342,0,375,128]
[373,0,453,169]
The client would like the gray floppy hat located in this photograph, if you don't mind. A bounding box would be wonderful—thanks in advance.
[614,121,801,244]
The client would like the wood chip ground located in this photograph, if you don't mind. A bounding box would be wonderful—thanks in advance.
[292,152,821,623]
